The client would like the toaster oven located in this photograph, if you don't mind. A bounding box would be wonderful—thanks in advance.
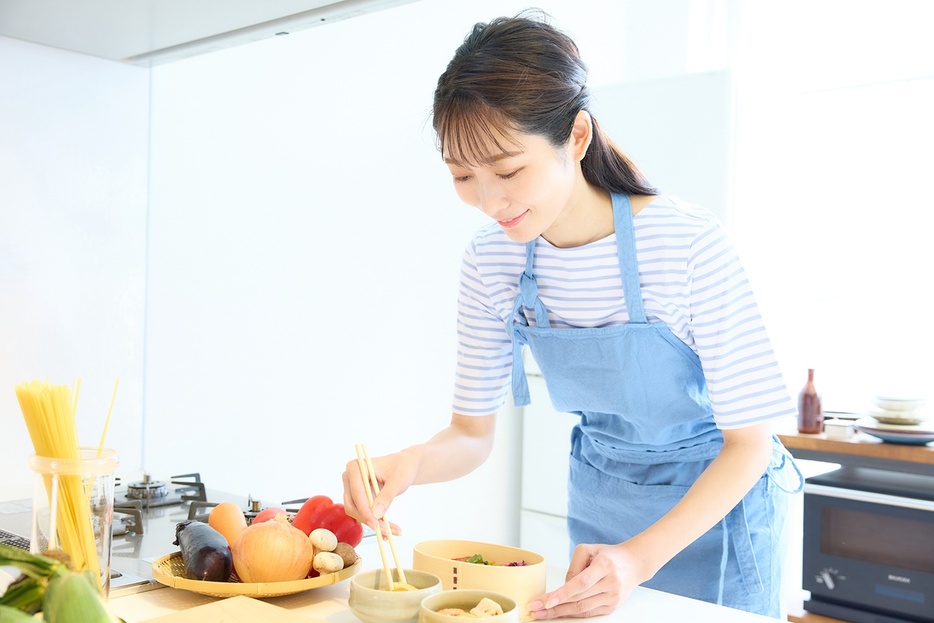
[803,466,934,623]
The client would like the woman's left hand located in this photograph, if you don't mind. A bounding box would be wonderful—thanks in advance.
[527,542,647,619]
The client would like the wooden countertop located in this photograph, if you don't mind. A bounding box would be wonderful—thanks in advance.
[787,609,843,623]
[776,419,934,475]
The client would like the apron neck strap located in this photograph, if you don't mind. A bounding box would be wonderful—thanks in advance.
[506,240,547,407]
[612,193,647,324]
[517,240,551,328]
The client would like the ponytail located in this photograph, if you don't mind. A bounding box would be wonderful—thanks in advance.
[582,117,656,195]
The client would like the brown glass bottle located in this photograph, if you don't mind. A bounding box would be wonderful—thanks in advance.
[797,368,823,433]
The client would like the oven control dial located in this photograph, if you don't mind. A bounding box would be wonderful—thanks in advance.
[815,567,846,591]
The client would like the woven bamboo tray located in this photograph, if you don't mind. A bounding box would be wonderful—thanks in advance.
[152,551,361,598]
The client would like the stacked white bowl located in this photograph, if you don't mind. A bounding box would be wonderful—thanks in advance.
[870,395,929,425]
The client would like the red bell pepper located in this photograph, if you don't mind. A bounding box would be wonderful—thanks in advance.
[315,502,363,547]
[291,495,335,534]
[290,495,363,547]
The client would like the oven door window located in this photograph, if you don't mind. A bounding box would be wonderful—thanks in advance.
[822,506,934,573]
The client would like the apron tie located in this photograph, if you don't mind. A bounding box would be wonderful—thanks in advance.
[717,517,729,605]
[725,498,764,595]
[518,241,550,328]
[508,241,550,407]
[509,331,531,407]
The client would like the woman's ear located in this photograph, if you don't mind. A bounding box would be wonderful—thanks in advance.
[569,110,594,162]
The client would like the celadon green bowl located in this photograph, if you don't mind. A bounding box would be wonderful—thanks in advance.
[349,568,443,623]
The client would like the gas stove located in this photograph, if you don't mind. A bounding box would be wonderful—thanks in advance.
[0,472,298,597]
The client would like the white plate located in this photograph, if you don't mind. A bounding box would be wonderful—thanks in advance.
[856,417,934,433]
[856,429,934,445]
[855,417,934,445]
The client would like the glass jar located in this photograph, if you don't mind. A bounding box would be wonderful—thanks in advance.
[29,447,119,597]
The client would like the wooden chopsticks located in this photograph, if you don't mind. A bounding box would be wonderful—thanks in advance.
[355,443,407,589]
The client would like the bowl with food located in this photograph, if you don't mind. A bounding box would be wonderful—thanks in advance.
[419,589,518,623]
[412,540,545,621]
[348,568,443,623]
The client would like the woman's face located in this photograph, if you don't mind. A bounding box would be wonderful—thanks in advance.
[443,127,581,244]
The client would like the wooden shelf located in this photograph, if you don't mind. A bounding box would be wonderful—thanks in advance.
[788,612,846,623]
[776,422,934,476]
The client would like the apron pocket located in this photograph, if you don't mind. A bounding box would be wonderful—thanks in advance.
[567,452,691,547]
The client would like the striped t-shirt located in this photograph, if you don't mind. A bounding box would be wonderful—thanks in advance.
[452,194,796,429]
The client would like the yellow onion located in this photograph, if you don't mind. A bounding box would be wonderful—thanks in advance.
[231,517,313,582]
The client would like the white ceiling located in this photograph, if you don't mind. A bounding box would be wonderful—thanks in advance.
[0,0,420,65]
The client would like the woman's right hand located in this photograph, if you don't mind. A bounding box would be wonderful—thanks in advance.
[341,449,419,536]
[341,413,497,536]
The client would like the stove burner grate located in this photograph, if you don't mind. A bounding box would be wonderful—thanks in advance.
[126,478,168,500]
[113,472,208,511]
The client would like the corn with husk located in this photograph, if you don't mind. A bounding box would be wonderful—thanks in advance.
[0,543,122,622]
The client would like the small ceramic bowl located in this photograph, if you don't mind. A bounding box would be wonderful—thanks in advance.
[874,395,926,412]
[419,589,518,623]
[349,569,443,623]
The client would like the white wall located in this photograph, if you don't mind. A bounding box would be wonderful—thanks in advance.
[141,0,489,543]
[728,0,934,407]
[0,37,149,500]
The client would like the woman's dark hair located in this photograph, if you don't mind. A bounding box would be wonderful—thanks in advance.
[433,10,655,195]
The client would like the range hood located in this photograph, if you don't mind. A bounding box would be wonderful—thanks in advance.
[0,0,422,66]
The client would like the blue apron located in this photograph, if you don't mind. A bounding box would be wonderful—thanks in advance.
[508,194,802,618]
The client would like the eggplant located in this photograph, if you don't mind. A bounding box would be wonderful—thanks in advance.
[173,520,232,582]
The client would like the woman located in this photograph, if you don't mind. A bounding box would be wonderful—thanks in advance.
[342,11,802,619]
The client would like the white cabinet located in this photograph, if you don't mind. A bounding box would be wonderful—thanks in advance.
[0,0,421,65]
[520,509,570,571]
[519,373,578,570]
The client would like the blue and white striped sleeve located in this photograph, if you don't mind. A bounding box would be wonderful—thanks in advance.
[451,241,513,416]
[688,219,796,429]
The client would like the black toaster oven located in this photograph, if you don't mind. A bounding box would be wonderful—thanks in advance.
[803,466,934,623]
